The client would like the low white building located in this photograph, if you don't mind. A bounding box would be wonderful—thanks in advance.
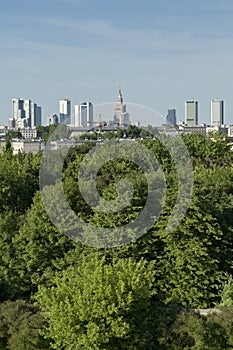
[12,140,44,154]
[178,124,206,136]
[20,127,38,139]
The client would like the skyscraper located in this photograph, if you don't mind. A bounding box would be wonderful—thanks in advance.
[59,99,71,124]
[12,98,25,120]
[11,98,42,128]
[113,87,130,127]
[35,106,42,126]
[185,99,198,126]
[166,109,177,125]
[211,99,224,127]
[74,102,94,127]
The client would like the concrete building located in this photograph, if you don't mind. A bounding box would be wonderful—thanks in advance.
[20,128,38,139]
[12,140,44,154]
[211,99,224,127]
[166,109,177,125]
[178,124,206,136]
[59,99,71,124]
[185,99,198,126]
[74,102,94,127]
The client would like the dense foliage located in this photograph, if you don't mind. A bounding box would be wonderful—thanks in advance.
[0,132,233,348]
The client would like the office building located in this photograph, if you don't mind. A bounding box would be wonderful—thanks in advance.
[166,109,177,125]
[178,124,206,136]
[31,103,42,127]
[211,99,224,127]
[59,99,71,124]
[74,102,94,127]
[185,99,198,126]
[48,114,59,126]
[12,98,24,120]
[35,106,42,126]
[11,98,42,128]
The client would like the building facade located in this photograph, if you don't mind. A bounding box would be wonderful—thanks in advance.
[74,102,94,127]
[185,99,198,126]
[178,124,206,136]
[31,103,42,127]
[113,87,130,127]
[48,114,59,126]
[12,140,44,155]
[211,99,224,127]
[20,128,38,139]
[11,98,42,128]
[166,109,177,125]
[59,99,71,124]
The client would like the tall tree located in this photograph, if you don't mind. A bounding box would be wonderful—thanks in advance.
[37,254,155,350]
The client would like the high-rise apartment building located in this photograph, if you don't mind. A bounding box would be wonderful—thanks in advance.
[185,99,198,126]
[59,99,71,124]
[74,102,94,127]
[211,99,224,127]
[166,109,177,125]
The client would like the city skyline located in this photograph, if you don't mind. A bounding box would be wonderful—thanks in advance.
[6,92,231,127]
[0,0,233,125]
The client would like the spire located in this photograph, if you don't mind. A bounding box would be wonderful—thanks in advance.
[117,84,123,104]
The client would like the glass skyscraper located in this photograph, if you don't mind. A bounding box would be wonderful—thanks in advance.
[185,99,198,126]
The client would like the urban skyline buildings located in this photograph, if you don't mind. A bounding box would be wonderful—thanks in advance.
[59,99,71,124]
[211,99,224,127]
[5,92,228,129]
[113,87,130,127]
[166,109,177,125]
[185,99,198,126]
[10,98,42,128]
[74,102,94,127]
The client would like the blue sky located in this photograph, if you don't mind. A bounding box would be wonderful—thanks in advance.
[1,0,233,125]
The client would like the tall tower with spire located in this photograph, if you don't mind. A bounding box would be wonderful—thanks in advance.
[113,86,129,126]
